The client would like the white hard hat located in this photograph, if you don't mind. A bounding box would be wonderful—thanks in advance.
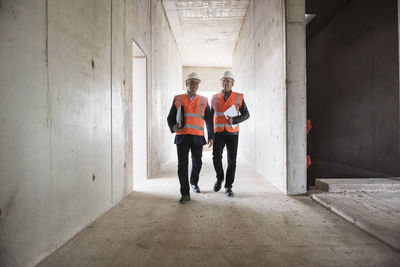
[221,71,235,81]
[185,72,201,81]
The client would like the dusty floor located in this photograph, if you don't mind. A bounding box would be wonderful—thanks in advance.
[38,151,400,266]
[312,191,400,250]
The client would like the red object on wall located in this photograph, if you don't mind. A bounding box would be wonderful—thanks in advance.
[307,119,311,168]
[307,119,312,134]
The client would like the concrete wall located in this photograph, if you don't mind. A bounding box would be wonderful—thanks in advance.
[182,66,232,92]
[307,0,400,184]
[233,0,306,194]
[286,0,307,194]
[233,0,287,193]
[150,0,182,175]
[0,0,181,266]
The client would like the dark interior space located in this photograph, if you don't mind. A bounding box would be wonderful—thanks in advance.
[306,0,400,186]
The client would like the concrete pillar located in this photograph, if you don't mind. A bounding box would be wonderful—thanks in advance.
[285,0,307,194]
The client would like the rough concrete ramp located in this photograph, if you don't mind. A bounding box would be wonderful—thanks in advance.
[312,192,400,250]
[315,178,400,192]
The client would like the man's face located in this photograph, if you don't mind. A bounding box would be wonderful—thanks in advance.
[221,78,234,92]
[186,79,200,96]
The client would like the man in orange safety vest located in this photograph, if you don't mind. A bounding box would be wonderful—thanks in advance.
[211,71,250,197]
[167,72,214,204]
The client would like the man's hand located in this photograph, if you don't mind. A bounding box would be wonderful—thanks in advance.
[226,116,233,125]
[208,139,214,148]
[172,124,182,133]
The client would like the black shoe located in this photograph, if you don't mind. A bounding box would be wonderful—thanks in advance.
[213,180,222,192]
[225,188,234,197]
[190,184,201,193]
[179,195,191,204]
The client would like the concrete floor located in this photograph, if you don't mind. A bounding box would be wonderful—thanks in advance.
[38,151,400,266]
[312,191,400,251]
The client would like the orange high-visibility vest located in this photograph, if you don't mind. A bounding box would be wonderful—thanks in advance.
[212,91,243,133]
[174,94,207,136]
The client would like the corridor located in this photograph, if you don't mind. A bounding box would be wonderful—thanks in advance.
[2,0,400,266]
[38,151,399,266]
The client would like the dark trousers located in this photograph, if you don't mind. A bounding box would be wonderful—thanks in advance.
[212,133,239,189]
[176,136,203,196]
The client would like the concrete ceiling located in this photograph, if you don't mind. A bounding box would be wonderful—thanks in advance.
[162,0,250,67]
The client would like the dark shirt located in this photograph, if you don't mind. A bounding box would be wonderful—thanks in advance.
[167,96,215,146]
[210,90,250,135]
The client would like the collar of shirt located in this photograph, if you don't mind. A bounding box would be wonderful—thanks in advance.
[221,90,232,101]
[186,92,196,101]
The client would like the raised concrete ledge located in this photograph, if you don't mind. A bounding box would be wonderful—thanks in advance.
[312,192,400,251]
[315,178,400,192]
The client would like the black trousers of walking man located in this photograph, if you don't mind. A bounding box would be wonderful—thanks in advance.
[176,135,203,196]
[212,133,238,189]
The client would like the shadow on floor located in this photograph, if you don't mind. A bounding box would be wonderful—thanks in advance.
[38,166,400,267]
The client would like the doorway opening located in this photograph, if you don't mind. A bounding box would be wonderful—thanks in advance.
[306,0,400,187]
[132,40,147,190]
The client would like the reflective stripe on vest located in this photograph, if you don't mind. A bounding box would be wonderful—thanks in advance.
[182,124,204,131]
[212,94,217,112]
[235,93,241,110]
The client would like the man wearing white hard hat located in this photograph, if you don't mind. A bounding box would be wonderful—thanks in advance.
[167,72,214,204]
[211,71,250,197]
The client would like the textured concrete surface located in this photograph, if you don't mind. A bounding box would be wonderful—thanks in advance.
[233,0,288,193]
[162,0,250,67]
[38,151,400,266]
[1,1,113,266]
[182,66,231,92]
[232,0,256,170]
[315,178,400,192]
[286,0,307,194]
[0,0,181,266]
[312,191,400,250]
[307,0,400,183]
[150,0,182,176]
[233,0,307,195]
